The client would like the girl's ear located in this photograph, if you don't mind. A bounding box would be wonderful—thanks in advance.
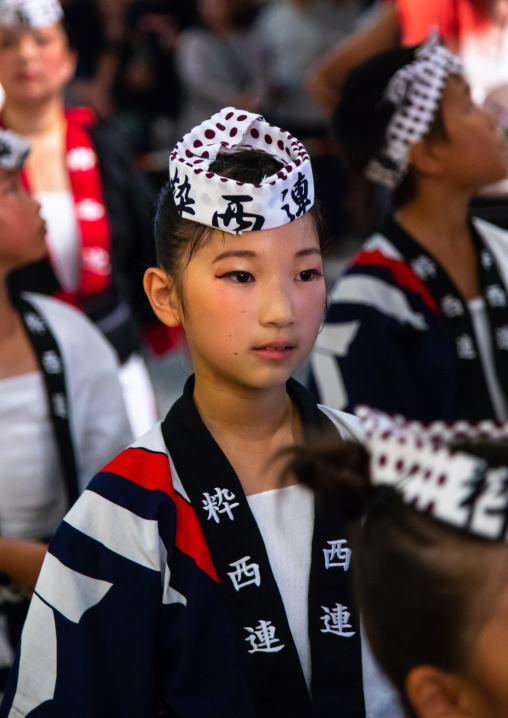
[409,138,444,180]
[406,665,471,718]
[144,267,182,328]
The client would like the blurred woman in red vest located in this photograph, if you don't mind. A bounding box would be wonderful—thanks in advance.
[0,0,158,436]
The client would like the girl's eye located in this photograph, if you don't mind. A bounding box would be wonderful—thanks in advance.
[297,269,323,282]
[0,37,17,49]
[35,33,51,47]
[217,271,254,284]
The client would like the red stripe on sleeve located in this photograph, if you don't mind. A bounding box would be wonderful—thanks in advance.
[104,448,219,583]
[351,250,440,312]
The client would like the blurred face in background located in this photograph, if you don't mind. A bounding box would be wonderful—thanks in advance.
[0,23,75,107]
[198,0,242,31]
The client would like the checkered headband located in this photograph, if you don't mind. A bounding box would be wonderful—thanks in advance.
[169,107,314,235]
[0,128,30,169]
[365,32,463,189]
[355,406,508,541]
[0,0,62,27]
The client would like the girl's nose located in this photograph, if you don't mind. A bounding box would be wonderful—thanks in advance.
[260,281,296,327]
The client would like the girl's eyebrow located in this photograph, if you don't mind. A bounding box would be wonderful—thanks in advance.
[212,247,321,262]
[213,250,257,262]
[0,169,16,185]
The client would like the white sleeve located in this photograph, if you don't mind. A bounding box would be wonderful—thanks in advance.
[317,404,366,442]
[25,294,133,492]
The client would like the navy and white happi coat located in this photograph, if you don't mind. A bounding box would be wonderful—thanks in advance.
[310,216,508,422]
[1,378,401,718]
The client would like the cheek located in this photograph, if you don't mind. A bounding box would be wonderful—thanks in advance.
[39,46,69,75]
[299,285,326,328]
[0,52,16,78]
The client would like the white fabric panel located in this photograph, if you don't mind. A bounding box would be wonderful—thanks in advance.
[8,595,57,718]
[64,491,160,572]
[468,297,508,421]
[311,352,348,410]
[363,233,404,259]
[329,276,427,330]
[37,190,80,293]
[36,553,112,624]
[318,405,365,442]
[130,424,164,452]
[247,484,314,689]
[315,321,360,354]
[0,373,67,539]
[168,452,191,504]
[159,540,187,606]
[0,614,14,670]
[118,353,157,439]
[476,217,508,292]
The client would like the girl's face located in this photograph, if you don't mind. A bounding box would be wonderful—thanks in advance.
[165,215,325,393]
[0,24,75,105]
[428,74,508,190]
[0,168,46,270]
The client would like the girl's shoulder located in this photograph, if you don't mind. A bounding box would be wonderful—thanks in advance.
[95,422,176,497]
[22,291,121,366]
[317,405,365,442]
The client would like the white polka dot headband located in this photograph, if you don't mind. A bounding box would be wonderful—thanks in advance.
[366,32,463,189]
[169,107,314,235]
[0,0,63,28]
[356,406,508,541]
[0,128,30,169]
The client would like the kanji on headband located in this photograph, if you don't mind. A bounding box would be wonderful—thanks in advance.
[169,107,314,235]
[0,128,30,169]
[366,32,463,189]
[0,0,62,28]
[356,406,508,541]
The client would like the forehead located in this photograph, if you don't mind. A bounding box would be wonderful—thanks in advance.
[0,21,62,38]
[203,214,320,256]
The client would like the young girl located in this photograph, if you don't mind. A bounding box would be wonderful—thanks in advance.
[285,408,508,718]
[0,127,131,695]
[310,35,508,423]
[0,0,157,436]
[0,108,402,717]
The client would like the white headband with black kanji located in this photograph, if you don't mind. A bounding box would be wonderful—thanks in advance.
[365,32,463,189]
[0,128,30,169]
[169,107,314,235]
[356,406,508,541]
[0,0,62,28]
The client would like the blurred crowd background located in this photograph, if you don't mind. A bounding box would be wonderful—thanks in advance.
[59,0,377,242]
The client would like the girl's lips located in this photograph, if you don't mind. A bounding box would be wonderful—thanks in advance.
[252,342,296,359]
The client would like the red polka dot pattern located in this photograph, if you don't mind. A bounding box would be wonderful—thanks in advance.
[168,106,315,234]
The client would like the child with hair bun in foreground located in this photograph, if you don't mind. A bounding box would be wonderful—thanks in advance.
[286,408,508,718]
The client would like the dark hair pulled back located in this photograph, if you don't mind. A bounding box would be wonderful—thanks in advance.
[285,436,508,717]
[332,45,449,209]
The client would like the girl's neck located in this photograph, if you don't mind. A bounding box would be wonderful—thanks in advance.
[395,182,481,300]
[1,98,65,139]
[395,183,472,255]
[193,375,302,496]
[193,374,292,440]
